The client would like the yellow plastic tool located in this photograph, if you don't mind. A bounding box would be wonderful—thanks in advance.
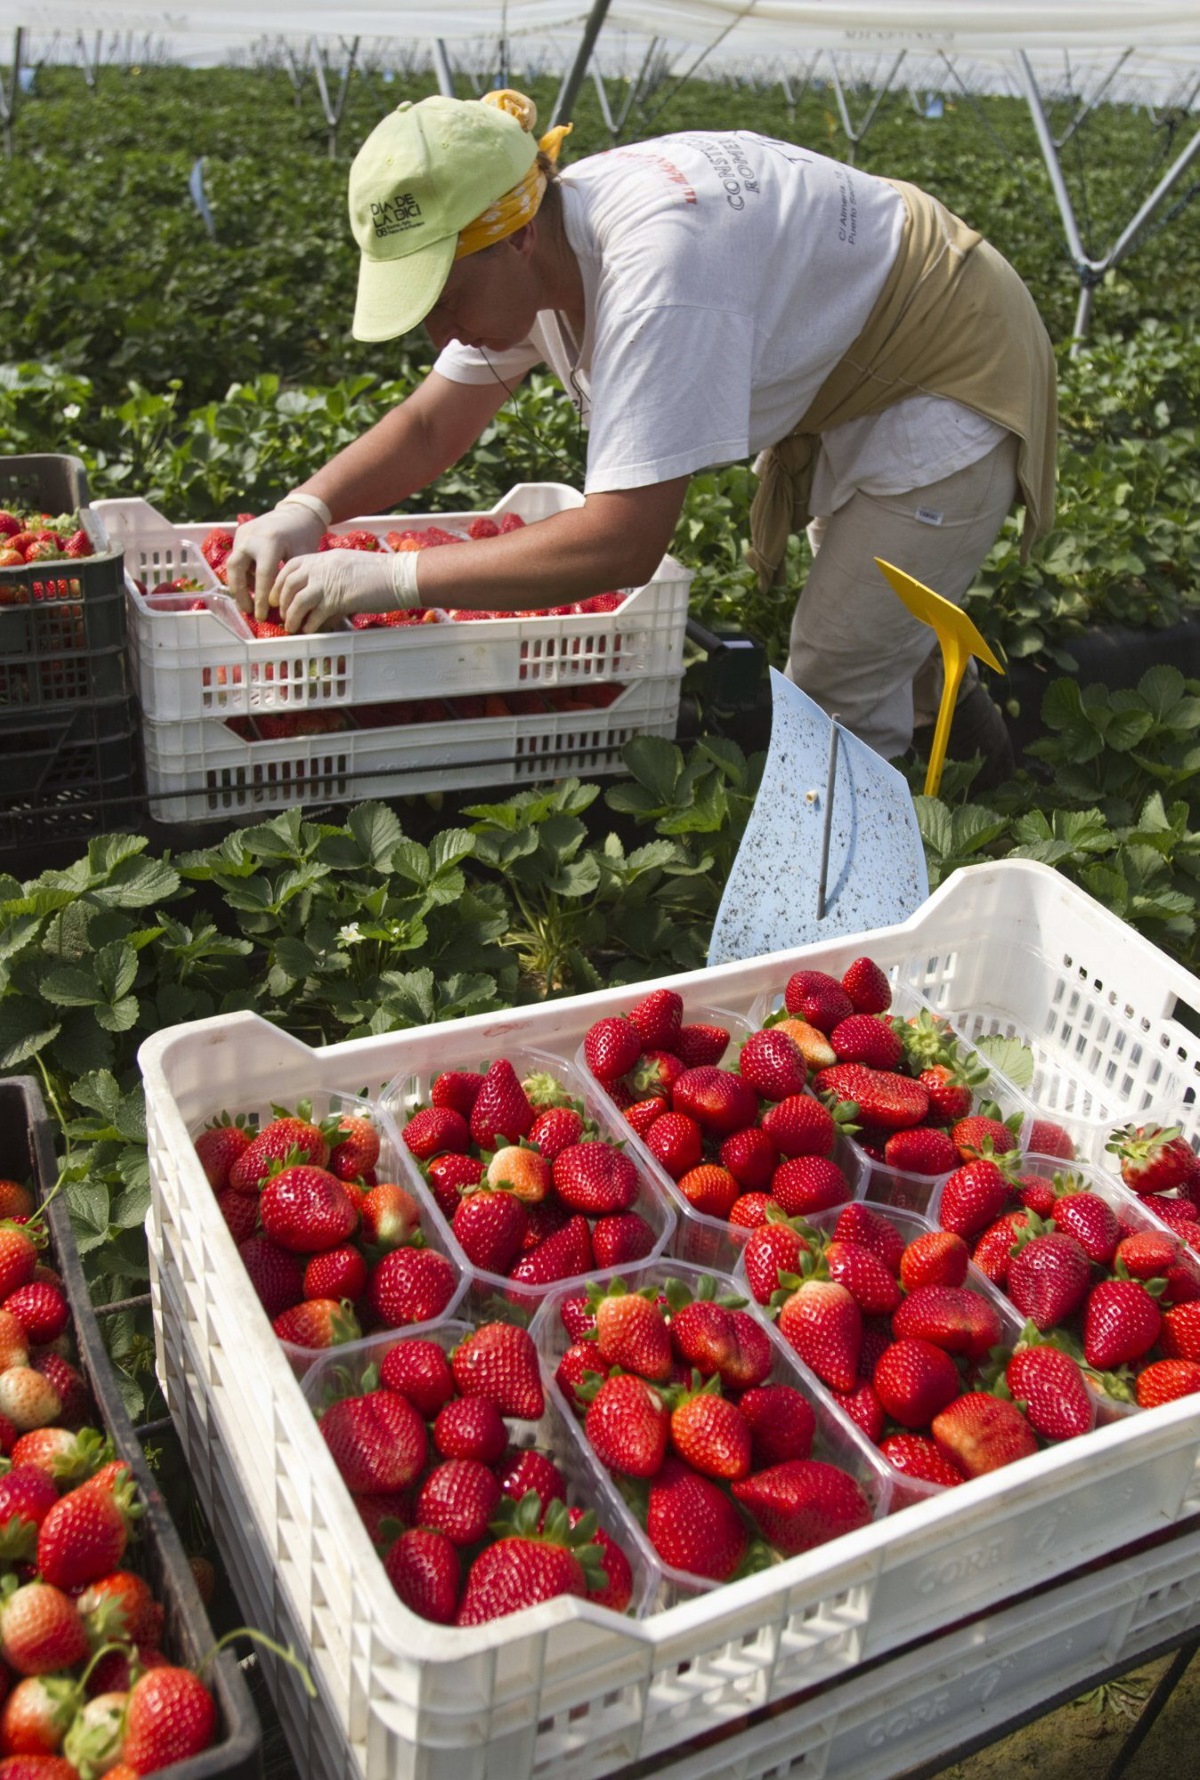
[875,557,1005,798]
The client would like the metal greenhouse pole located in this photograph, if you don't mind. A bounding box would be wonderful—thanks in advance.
[1016,47,1200,349]
[550,0,614,130]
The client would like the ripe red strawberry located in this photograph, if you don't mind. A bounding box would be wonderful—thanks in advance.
[899,1230,970,1291]
[971,1211,1029,1285]
[761,1095,836,1159]
[879,1433,966,1487]
[565,1506,633,1612]
[734,1458,871,1554]
[1107,1123,1195,1195]
[237,1234,304,1319]
[1136,1357,1200,1407]
[303,1244,368,1303]
[585,1374,669,1478]
[938,1158,1015,1238]
[119,1665,217,1770]
[830,1203,905,1274]
[320,1390,428,1493]
[216,1187,259,1245]
[721,1311,774,1392]
[431,1070,485,1117]
[873,1338,962,1428]
[1016,1172,1058,1216]
[451,1323,543,1418]
[495,1449,566,1511]
[829,1014,902,1071]
[738,1385,817,1467]
[645,1457,748,1580]
[416,1459,502,1547]
[1052,1191,1119,1266]
[582,1017,642,1083]
[193,1118,252,1190]
[0,1228,39,1302]
[327,1113,382,1181]
[1007,1229,1092,1331]
[36,1476,137,1591]
[893,1284,1002,1361]
[668,1382,751,1481]
[1115,1230,1200,1304]
[402,1106,470,1161]
[469,1061,535,1148]
[823,1238,904,1318]
[916,1064,975,1125]
[423,1153,484,1220]
[367,1247,458,1329]
[668,1298,735,1376]
[951,1114,1020,1162]
[76,1569,163,1646]
[630,1049,686,1100]
[674,1024,731,1067]
[883,1126,959,1176]
[720,1129,780,1193]
[553,1142,639,1215]
[932,1392,1037,1477]
[591,1284,671,1380]
[628,988,684,1050]
[841,957,891,1014]
[624,1098,667,1140]
[452,1187,529,1276]
[743,1218,812,1304]
[1159,1300,1200,1361]
[673,1164,737,1219]
[1005,1345,1095,1440]
[379,1338,455,1416]
[0,1466,59,1558]
[384,1527,461,1623]
[528,1106,585,1161]
[777,1279,861,1391]
[641,1114,700,1183]
[738,1029,807,1102]
[272,1297,361,1349]
[228,1113,329,1190]
[672,1068,758,1138]
[784,970,854,1032]
[507,1215,595,1288]
[1026,1119,1076,1161]
[455,1496,604,1626]
[3,1284,67,1347]
[833,1379,886,1442]
[815,1065,929,1131]
[259,1165,356,1253]
[1084,1278,1164,1367]
[0,1583,90,1675]
[728,1191,774,1229]
[592,1211,657,1269]
[771,1156,851,1217]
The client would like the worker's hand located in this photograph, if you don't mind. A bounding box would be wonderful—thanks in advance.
[226,504,327,619]
[272,547,401,634]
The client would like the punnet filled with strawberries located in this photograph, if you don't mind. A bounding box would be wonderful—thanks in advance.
[0,1076,259,1780]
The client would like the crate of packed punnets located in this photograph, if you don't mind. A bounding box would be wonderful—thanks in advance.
[138,859,1200,1780]
[93,485,692,723]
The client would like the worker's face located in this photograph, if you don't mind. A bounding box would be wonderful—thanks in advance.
[423,227,540,355]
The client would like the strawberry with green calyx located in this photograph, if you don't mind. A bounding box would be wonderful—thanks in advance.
[970,1211,1030,1286]
[455,1493,609,1625]
[9,1427,112,1490]
[733,1458,873,1556]
[629,1049,686,1102]
[664,1373,752,1481]
[272,1297,361,1350]
[743,1207,815,1305]
[728,1191,774,1229]
[916,1059,988,1126]
[385,1527,461,1623]
[814,1064,929,1132]
[995,1339,1095,1441]
[63,1688,131,1777]
[122,1628,314,1771]
[496,1448,567,1512]
[192,1113,253,1191]
[36,1472,141,1592]
[565,1506,633,1612]
[327,1112,382,1182]
[519,1072,578,1112]
[2,1638,134,1761]
[587,1280,672,1381]
[451,1322,543,1419]
[0,1467,59,1563]
[1005,1214,1092,1332]
[644,1457,749,1581]
[76,1572,162,1650]
[1113,1230,1200,1305]
[583,1374,670,1478]
[227,1107,330,1191]
[423,1153,485,1220]
[452,1185,529,1275]
[932,1391,1037,1477]
[1106,1123,1195,1197]
[556,1342,607,1409]
[736,1028,808,1102]
[661,1274,748,1379]
[950,1113,1023,1163]
[1084,1276,1165,1368]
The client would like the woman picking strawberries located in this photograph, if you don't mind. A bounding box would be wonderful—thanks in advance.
[226,88,1056,781]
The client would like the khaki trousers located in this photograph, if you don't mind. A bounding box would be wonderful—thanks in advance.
[784,433,1020,760]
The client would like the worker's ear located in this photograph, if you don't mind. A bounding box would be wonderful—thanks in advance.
[505,221,537,260]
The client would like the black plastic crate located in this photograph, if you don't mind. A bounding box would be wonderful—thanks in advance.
[0,1076,263,1780]
[0,694,144,854]
[0,453,130,708]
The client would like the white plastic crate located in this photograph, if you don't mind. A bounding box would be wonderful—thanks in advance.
[140,675,682,823]
[93,485,692,721]
[139,860,1200,1780]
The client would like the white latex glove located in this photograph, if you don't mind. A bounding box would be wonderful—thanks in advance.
[273,547,420,635]
[226,500,327,619]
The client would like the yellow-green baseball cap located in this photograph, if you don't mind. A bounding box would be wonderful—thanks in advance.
[349,96,539,343]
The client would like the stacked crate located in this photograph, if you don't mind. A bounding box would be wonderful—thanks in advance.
[94,486,692,825]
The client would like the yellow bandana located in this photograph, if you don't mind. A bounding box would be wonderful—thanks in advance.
[454,89,572,260]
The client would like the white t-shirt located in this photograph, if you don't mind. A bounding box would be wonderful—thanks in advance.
[434,131,1006,514]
